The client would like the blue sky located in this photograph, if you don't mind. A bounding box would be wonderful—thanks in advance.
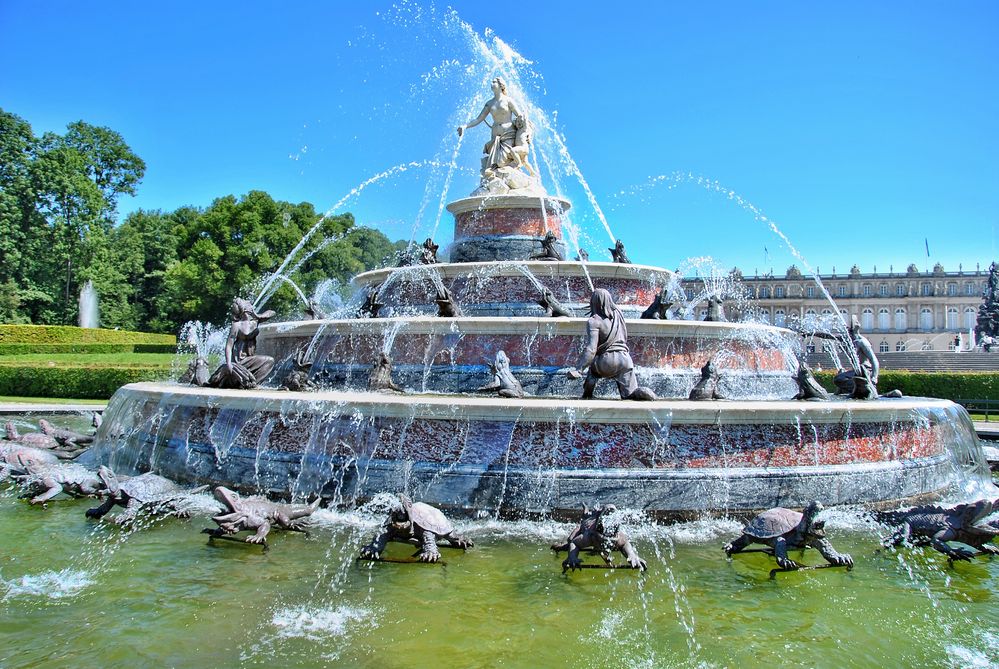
[2,1,997,275]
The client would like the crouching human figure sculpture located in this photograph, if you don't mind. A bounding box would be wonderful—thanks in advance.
[567,289,656,401]
[207,298,276,389]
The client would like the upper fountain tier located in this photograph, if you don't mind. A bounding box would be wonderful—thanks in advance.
[450,76,574,263]
[446,194,572,263]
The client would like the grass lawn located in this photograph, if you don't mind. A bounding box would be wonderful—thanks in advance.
[0,352,178,367]
[0,395,108,405]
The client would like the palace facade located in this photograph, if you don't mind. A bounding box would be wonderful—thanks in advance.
[682,262,988,352]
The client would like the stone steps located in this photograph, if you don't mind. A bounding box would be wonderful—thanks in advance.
[807,351,999,372]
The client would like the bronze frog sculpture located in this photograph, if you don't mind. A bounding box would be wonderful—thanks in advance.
[552,504,647,571]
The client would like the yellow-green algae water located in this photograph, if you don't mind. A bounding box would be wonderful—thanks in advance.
[1,417,997,669]
[2,490,997,668]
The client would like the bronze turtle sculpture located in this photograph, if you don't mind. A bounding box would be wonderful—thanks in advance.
[86,467,208,525]
[724,501,853,570]
[359,494,473,562]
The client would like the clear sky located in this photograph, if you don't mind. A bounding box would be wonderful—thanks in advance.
[3,1,997,275]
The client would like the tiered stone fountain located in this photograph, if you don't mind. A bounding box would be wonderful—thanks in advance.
[90,81,991,517]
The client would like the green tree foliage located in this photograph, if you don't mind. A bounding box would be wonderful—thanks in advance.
[156,191,400,331]
[1,108,402,334]
[0,108,146,324]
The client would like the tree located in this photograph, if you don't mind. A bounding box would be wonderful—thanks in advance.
[0,110,145,324]
[975,261,999,340]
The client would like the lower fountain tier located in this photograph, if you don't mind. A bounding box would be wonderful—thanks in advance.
[257,317,800,400]
[91,383,988,516]
[350,261,673,318]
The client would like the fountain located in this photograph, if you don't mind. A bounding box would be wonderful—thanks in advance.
[86,78,994,520]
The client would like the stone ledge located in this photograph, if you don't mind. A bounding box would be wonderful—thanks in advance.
[445,195,571,216]
[119,382,954,425]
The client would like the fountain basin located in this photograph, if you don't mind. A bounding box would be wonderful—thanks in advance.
[93,383,977,517]
[258,317,800,399]
[351,261,674,317]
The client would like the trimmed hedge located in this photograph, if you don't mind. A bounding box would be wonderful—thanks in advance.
[0,343,176,355]
[814,371,999,402]
[0,325,175,346]
[0,364,173,400]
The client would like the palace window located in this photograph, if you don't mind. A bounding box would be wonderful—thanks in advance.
[878,308,890,330]
[947,283,957,296]
[879,341,890,353]
[861,308,874,330]
[775,286,785,298]
[759,286,770,298]
[946,307,958,329]
[838,285,847,297]
[894,308,906,331]
[774,309,786,327]
[920,308,933,331]
[896,341,907,352]
[806,285,815,298]
[965,307,977,330]
[879,284,888,296]
[896,284,906,296]
[921,283,932,296]
[863,285,872,297]
[966,282,978,296]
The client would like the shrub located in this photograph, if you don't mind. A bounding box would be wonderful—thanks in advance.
[814,371,999,401]
[0,343,176,355]
[0,364,174,400]
[0,325,175,346]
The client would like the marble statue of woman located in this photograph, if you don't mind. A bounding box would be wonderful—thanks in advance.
[458,77,532,175]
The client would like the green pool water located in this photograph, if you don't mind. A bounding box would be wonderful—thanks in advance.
[1,414,997,669]
[1,492,997,669]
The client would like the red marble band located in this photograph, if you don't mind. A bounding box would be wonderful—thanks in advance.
[454,207,566,240]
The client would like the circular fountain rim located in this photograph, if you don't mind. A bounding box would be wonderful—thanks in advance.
[258,315,796,339]
[120,382,952,424]
[352,260,674,286]
[445,194,572,215]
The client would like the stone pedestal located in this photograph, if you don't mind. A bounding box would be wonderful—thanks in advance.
[446,195,572,263]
